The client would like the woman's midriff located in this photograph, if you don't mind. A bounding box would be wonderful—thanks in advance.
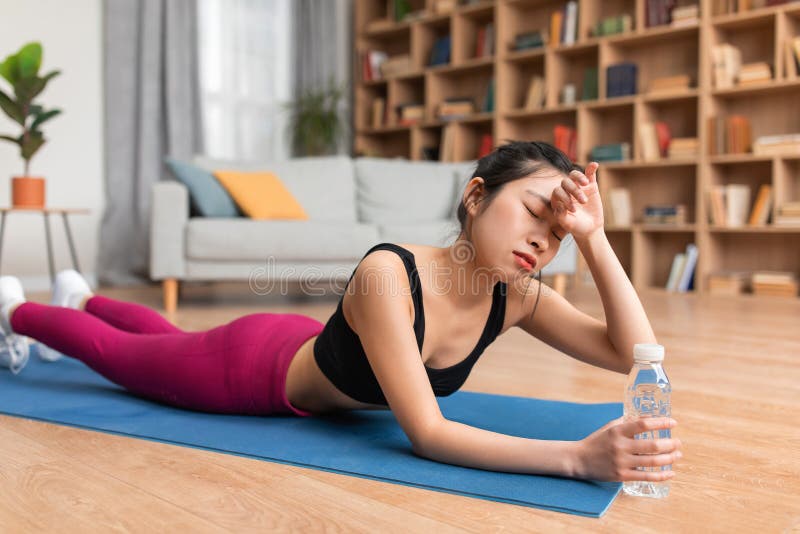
[285,334,389,415]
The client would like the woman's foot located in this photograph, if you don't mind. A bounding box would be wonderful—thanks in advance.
[38,269,94,362]
[0,276,30,374]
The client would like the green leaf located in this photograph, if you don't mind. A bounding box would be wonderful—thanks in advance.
[20,131,45,160]
[30,108,61,131]
[0,88,24,125]
[16,42,42,78]
[0,53,19,85]
[0,134,21,147]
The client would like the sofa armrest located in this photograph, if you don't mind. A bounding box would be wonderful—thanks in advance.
[149,181,188,280]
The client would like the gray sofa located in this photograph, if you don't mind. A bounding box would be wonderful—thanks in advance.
[149,155,576,312]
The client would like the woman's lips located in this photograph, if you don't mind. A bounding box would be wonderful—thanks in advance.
[513,251,536,271]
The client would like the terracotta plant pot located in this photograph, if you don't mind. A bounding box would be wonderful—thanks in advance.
[11,176,46,208]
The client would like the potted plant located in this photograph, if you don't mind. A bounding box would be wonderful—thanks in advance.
[0,42,61,208]
[283,77,349,157]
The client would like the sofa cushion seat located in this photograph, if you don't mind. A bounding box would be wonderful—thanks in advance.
[186,218,380,261]
[378,220,461,247]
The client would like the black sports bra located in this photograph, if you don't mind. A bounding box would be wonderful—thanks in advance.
[313,242,507,405]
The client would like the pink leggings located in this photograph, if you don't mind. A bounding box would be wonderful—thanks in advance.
[10,295,325,417]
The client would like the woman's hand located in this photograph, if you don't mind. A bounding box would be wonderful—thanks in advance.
[550,161,604,240]
[572,416,683,482]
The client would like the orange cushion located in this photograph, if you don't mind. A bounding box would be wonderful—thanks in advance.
[212,170,309,220]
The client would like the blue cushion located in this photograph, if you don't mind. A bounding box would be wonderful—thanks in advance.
[165,157,241,217]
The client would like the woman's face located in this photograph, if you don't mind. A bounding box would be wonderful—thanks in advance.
[464,171,568,282]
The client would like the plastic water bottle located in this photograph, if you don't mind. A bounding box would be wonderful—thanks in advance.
[622,343,672,498]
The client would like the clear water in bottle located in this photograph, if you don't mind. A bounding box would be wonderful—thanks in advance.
[622,343,672,498]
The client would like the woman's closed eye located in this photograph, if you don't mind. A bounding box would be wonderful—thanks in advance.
[525,206,563,241]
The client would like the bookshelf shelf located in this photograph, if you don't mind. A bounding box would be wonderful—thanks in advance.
[355,0,800,298]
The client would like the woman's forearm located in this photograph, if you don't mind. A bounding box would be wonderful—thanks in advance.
[415,418,579,477]
[575,229,657,370]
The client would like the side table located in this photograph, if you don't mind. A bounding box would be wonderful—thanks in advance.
[0,207,90,285]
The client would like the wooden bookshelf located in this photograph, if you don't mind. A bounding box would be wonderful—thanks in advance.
[354,0,800,298]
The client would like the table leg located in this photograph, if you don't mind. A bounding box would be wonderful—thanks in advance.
[0,211,6,276]
[62,213,82,273]
[43,212,55,285]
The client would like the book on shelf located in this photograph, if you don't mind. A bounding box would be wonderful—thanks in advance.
[380,54,412,78]
[582,67,598,101]
[643,204,687,225]
[553,125,577,161]
[607,62,638,98]
[666,243,698,292]
[395,103,424,126]
[361,50,388,82]
[440,123,456,162]
[706,115,751,155]
[708,271,750,296]
[608,187,632,226]
[707,184,755,226]
[774,201,800,226]
[371,98,386,129]
[549,1,578,46]
[482,77,495,113]
[513,30,548,51]
[737,62,772,86]
[429,36,451,66]
[637,120,671,161]
[751,270,798,297]
[590,142,631,162]
[475,22,495,58]
[478,133,493,159]
[747,184,773,226]
[550,9,563,46]
[670,4,700,27]
[648,74,692,94]
[668,137,699,159]
[438,98,475,119]
[752,133,800,155]
[711,44,742,89]
[591,14,633,37]
[646,0,676,27]
[784,37,800,78]
[524,76,546,110]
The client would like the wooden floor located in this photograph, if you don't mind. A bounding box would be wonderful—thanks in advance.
[1,281,799,532]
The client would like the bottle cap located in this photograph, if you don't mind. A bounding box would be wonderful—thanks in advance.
[633,343,664,362]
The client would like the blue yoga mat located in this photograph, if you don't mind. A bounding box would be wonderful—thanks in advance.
[0,344,623,518]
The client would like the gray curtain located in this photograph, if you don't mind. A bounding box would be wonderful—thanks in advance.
[291,0,353,155]
[99,0,203,286]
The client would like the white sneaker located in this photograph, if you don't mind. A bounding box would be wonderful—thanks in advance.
[38,269,94,362]
[0,276,30,374]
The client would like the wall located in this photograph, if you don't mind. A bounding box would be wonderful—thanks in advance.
[0,0,103,291]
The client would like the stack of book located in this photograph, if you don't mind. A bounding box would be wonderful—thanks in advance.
[608,187,632,226]
[475,23,495,58]
[607,62,638,97]
[671,4,700,27]
[774,202,800,226]
[524,76,546,110]
[553,125,577,161]
[648,74,692,94]
[549,2,578,46]
[591,142,631,162]
[669,137,699,159]
[395,103,424,126]
[751,271,798,297]
[711,43,742,89]
[643,204,687,225]
[582,67,598,101]
[706,115,752,155]
[638,121,671,161]
[752,134,800,155]
[666,243,698,293]
[513,30,548,50]
[361,50,388,82]
[590,14,633,37]
[437,98,474,120]
[371,98,386,129]
[645,0,677,27]
[707,184,757,226]
[429,36,451,66]
[737,62,772,85]
[708,271,750,296]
